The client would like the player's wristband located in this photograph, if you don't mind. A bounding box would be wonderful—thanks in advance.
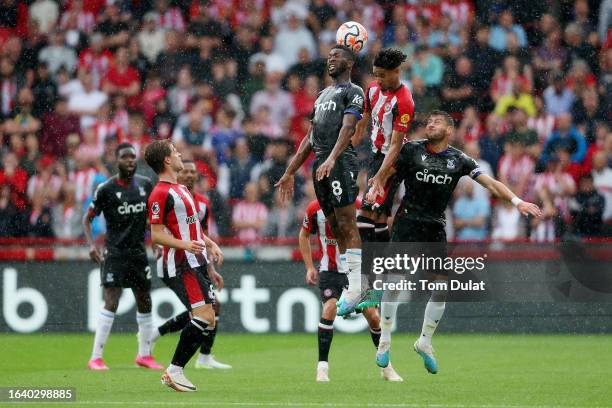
[511,197,523,207]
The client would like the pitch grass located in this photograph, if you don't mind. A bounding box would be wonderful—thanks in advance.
[1,333,610,408]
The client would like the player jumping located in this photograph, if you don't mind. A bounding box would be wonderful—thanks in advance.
[145,139,224,392]
[368,110,542,374]
[276,44,366,316]
[300,199,403,382]
[84,142,163,370]
[150,160,231,370]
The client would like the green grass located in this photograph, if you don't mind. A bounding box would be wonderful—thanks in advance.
[0,333,610,408]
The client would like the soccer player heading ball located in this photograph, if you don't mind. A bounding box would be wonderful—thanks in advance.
[276,44,366,316]
[367,110,542,374]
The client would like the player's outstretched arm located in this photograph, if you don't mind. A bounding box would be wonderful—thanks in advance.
[151,224,206,254]
[298,227,318,285]
[275,129,312,201]
[315,113,359,181]
[475,174,543,218]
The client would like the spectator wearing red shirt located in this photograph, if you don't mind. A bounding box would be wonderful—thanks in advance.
[78,33,113,89]
[0,152,28,211]
[41,98,80,158]
[102,47,141,111]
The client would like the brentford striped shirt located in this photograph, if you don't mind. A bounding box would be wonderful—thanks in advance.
[149,181,208,278]
[365,81,415,154]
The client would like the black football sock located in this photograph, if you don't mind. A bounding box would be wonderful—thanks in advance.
[318,318,334,362]
[375,223,390,242]
[158,311,191,336]
[370,327,381,348]
[200,318,218,355]
[171,317,212,368]
[357,215,376,243]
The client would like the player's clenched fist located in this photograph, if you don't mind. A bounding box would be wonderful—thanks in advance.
[89,245,103,264]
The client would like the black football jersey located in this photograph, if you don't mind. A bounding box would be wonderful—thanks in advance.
[394,140,482,226]
[89,175,153,253]
[309,82,365,159]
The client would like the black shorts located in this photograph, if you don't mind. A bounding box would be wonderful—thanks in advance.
[391,217,448,276]
[313,152,359,216]
[319,270,348,303]
[162,266,215,310]
[101,250,151,290]
[360,152,402,216]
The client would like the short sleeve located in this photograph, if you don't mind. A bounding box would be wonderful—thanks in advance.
[344,85,365,120]
[88,183,105,217]
[148,187,172,225]
[392,89,415,132]
[461,153,483,179]
[302,201,319,234]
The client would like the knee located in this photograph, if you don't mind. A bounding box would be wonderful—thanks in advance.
[365,311,380,328]
[192,306,216,328]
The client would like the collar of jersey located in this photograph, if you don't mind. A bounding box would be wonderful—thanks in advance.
[425,142,449,155]
[334,82,352,88]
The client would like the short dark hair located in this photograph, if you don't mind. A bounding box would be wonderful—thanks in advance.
[144,139,173,174]
[373,48,407,70]
[115,142,135,157]
[182,159,195,166]
[331,44,356,62]
[428,110,455,127]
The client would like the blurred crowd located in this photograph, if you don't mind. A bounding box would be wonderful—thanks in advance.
[0,0,610,243]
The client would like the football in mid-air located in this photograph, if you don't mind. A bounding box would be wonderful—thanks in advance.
[336,21,368,53]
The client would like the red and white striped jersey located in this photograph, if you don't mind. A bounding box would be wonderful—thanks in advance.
[365,81,415,154]
[149,181,208,278]
[302,200,343,273]
[193,192,211,232]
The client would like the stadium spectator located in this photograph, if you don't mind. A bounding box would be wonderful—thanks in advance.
[31,62,58,117]
[598,0,612,43]
[452,181,490,241]
[4,88,41,138]
[527,96,556,144]
[210,106,242,165]
[441,56,477,112]
[232,182,268,242]
[264,189,299,238]
[572,88,605,144]
[0,184,25,236]
[569,174,605,236]
[497,140,534,200]
[26,156,61,207]
[20,133,40,176]
[542,113,587,165]
[29,0,59,35]
[274,5,316,68]
[138,12,166,65]
[543,72,576,115]
[51,183,83,239]
[167,66,195,116]
[467,26,497,90]
[493,82,536,118]
[27,187,53,238]
[38,31,77,75]
[491,200,522,241]
[410,45,444,89]
[0,151,28,211]
[591,151,612,227]
[102,47,141,111]
[250,72,294,131]
[67,70,108,129]
[489,9,527,51]
[456,107,484,143]
[505,108,540,160]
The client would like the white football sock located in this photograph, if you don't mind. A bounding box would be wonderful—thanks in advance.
[419,300,446,347]
[167,363,183,374]
[380,301,398,343]
[91,309,115,359]
[150,327,161,344]
[345,248,362,296]
[136,312,153,356]
[317,361,329,370]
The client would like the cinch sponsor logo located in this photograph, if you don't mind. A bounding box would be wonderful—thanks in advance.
[416,169,452,185]
[118,202,146,214]
[314,100,337,113]
[186,214,197,224]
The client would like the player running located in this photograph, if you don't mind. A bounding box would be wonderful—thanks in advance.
[300,199,403,382]
[368,110,542,374]
[145,139,223,392]
[151,160,231,370]
[276,44,366,317]
[84,142,162,370]
[353,48,414,311]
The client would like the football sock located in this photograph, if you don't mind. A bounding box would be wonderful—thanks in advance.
[91,308,115,359]
[346,248,363,296]
[317,318,334,362]
[136,312,153,356]
[419,300,446,347]
[158,311,190,336]
[370,327,381,348]
[380,301,398,343]
[375,223,390,242]
[171,317,213,368]
[357,215,376,243]
[200,316,218,356]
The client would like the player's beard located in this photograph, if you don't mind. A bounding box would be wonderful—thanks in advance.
[328,62,348,79]
[426,130,446,143]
